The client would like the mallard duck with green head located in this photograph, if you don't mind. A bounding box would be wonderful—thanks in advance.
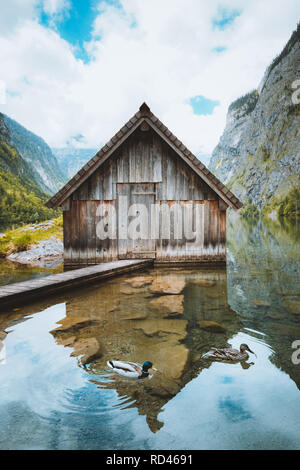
[203,344,256,362]
[107,360,156,379]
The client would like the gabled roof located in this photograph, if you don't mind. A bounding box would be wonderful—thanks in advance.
[46,103,243,210]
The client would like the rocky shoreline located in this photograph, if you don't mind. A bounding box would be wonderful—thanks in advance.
[0,219,64,268]
[7,237,63,267]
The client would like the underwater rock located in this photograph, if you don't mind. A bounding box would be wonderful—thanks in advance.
[205,292,223,298]
[149,278,185,295]
[283,299,300,314]
[266,321,300,337]
[191,279,216,287]
[145,375,180,398]
[124,276,153,288]
[134,319,187,338]
[253,299,271,307]
[120,310,148,320]
[70,337,102,365]
[155,343,189,380]
[120,285,141,295]
[149,295,184,316]
[51,316,99,335]
[198,320,226,333]
[0,331,7,341]
[266,312,284,320]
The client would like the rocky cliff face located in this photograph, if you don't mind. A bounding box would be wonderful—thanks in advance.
[209,23,300,216]
[3,115,66,195]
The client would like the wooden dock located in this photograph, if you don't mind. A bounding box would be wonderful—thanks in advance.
[0,259,153,310]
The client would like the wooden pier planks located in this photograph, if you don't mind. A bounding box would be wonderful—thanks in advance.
[0,259,153,310]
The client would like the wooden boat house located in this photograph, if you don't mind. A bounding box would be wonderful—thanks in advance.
[46,103,242,265]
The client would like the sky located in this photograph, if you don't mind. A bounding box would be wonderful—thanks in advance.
[0,0,299,160]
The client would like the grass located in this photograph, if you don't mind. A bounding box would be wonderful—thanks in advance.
[0,215,63,258]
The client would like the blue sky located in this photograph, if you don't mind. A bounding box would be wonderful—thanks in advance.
[189,95,220,116]
[39,0,132,63]
[212,6,242,30]
[39,0,101,62]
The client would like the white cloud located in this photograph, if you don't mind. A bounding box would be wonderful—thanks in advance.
[0,0,299,155]
[42,0,70,16]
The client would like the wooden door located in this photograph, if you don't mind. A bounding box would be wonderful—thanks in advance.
[117,183,156,259]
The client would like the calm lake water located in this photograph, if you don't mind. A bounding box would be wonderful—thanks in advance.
[0,259,64,287]
[0,213,300,450]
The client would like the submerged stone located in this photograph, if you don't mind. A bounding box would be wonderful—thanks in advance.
[120,310,148,320]
[283,299,300,314]
[120,285,141,295]
[266,312,284,320]
[0,331,7,341]
[149,295,184,316]
[134,319,187,338]
[53,316,93,333]
[149,278,185,295]
[253,299,271,307]
[124,276,153,288]
[191,279,216,287]
[198,320,226,333]
[70,337,102,365]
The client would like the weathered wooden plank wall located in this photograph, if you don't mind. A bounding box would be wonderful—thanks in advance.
[63,127,227,264]
[72,129,216,202]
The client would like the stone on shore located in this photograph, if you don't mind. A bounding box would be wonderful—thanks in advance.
[7,237,63,265]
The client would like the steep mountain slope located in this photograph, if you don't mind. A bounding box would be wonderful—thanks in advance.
[209,23,300,217]
[52,147,98,179]
[0,114,57,229]
[3,115,66,194]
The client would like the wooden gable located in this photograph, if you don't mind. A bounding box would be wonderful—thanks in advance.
[46,103,243,210]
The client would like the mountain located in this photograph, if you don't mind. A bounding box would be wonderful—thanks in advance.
[3,115,66,194]
[209,23,300,218]
[0,113,58,229]
[52,147,98,179]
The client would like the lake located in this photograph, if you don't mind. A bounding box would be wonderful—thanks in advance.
[0,213,300,450]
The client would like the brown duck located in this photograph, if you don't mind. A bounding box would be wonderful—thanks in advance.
[204,343,256,362]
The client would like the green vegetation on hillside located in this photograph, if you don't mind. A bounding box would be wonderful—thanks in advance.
[278,186,300,217]
[0,140,59,229]
[228,90,259,115]
[267,22,300,78]
[260,184,300,218]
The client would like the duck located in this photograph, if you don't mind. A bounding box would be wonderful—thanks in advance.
[203,343,256,362]
[107,360,156,379]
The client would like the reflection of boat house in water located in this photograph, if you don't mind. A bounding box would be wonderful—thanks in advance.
[47,103,242,265]
[49,268,244,433]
